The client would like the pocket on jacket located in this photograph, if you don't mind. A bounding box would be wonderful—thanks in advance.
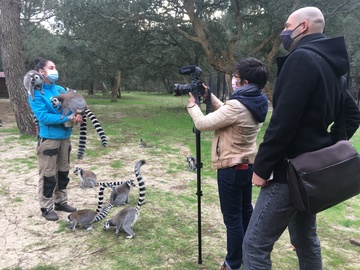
[216,137,220,159]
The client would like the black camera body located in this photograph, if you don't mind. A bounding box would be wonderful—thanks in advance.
[173,65,205,104]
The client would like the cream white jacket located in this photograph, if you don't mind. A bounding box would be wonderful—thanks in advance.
[187,93,263,169]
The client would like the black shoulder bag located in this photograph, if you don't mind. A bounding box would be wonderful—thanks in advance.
[286,79,360,214]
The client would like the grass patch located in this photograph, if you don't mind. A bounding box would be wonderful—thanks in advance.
[2,92,360,270]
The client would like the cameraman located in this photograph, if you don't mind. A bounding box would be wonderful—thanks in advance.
[187,57,269,270]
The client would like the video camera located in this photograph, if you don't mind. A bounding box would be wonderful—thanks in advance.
[173,65,205,104]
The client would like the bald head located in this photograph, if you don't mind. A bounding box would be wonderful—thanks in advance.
[282,7,325,51]
[289,7,325,34]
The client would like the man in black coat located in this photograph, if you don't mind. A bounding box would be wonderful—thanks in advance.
[242,6,360,270]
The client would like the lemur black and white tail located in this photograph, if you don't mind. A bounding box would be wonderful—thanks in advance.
[96,180,130,213]
[86,108,108,147]
[77,115,87,159]
[33,114,40,138]
[134,159,146,211]
[93,203,114,222]
[76,108,108,159]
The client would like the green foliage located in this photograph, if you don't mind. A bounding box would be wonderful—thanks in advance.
[16,0,360,96]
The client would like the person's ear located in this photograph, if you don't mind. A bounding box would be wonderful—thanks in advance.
[241,79,249,85]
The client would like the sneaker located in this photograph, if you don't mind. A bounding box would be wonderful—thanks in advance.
[42,210,59,221]
[54,203,77,212]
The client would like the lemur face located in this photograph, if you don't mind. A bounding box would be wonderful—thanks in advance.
[32,74,43,86]
[51,97,60,107]
[128,179,136,187]
[103,221,110,230]
[73,167,81,175]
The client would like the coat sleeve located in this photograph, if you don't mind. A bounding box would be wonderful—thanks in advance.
[330,89,360,142]
[187,100,240,132]
[253,51,318,180]
[210,93,224,111]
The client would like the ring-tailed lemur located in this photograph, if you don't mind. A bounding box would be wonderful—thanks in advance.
[110,179,136,206]
[23,70,44,100]
[32,86,108,158]
[73,167,97,188]
[103,160,146,238]
[33,106,108,157]
[96,180,134,213]
[66,202,114,231]
[66,177,134,231]
[140,138,146,148]
[51,88,87,119]
[186,155,197,171]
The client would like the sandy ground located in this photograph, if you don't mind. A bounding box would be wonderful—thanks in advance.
[1,99,358,270]
[0,99,227,269]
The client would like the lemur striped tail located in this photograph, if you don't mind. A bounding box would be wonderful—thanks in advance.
[76,108,108,160]
[93,203,113,222]
[96,180,130,213]
[134,160,146,211]
[77,115,87,159]
[85,108,108,147]
[33,114,40,138]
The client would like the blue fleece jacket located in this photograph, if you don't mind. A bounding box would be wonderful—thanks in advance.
[28,83,73,139]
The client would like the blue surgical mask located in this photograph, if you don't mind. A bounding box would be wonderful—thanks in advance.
[46,69,59,83]
[280,23,302,51]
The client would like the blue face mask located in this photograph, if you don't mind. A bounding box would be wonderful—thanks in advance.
[46,69,59,83]
[280,23,302,51]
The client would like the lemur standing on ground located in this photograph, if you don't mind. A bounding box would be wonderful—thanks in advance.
[110,179,136,206]
[73,167,97,188]
[103,160,146,238]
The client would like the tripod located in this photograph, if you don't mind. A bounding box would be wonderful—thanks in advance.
[194,126,203,264]
[193,89,211,265]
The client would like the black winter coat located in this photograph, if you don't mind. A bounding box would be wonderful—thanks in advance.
[253,33,360,183]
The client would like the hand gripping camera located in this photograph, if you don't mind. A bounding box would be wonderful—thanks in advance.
[173,65,205,105]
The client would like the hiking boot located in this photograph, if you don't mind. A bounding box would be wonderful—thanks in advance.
[54,203,77,212]
[41,209,59,221]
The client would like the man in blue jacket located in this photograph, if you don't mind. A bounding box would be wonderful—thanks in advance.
[29,57,82,221]
[243,7,360,269]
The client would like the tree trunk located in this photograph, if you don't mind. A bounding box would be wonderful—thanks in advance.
[88,80,94,95]
[100,81,109,96]
[111,69,121,102]
[0,0,36,136]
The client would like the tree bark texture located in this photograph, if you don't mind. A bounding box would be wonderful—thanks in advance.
[111,69,121,101]
[0,0,36,136]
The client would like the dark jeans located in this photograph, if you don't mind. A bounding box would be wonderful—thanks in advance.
[217,165,254,270]
[242,182,322,270]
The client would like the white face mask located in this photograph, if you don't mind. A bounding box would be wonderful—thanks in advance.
[46,69,59,83]
[232,77,240,91]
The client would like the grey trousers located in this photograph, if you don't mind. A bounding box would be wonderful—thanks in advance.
[242,181,322,270]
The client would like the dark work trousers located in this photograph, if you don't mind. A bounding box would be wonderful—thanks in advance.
[36,138,71,212]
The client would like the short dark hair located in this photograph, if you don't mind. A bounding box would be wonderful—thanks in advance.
[235,57,269,88]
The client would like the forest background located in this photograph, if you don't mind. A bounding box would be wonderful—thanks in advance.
[0,0,360,137]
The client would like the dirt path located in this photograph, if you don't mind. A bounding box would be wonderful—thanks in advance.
[0,99,225,269]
